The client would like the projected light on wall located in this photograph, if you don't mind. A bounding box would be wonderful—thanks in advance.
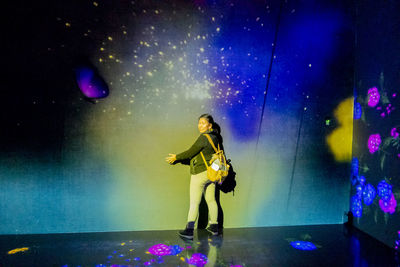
[391,128,399,138]
[362,184,376,206]
[367,134,381,154]
[351,157,359,178]
[367,87,380,107]
[75,65,109,99]
[377,180,392,201]
[351,194,363,218]
[379,194,397,214]
[395,230,400,251]
[354,102,362,120]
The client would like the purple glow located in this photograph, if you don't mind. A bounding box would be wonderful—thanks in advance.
[354,102,362,119]
[377,180,392,201]
[367,134,381,154]
[351,195,362,218]
[379,193,397,214]
[395,230,400,250]
[290,241,317,250]
[367,87,380,107]
[391,128,399,138]
[362,184,376,205]
[148,244,172,256]
[75,66,109,99]
[187,253,208,266]
[393,93,397,98]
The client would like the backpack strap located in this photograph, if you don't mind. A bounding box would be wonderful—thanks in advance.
[200,151,209,168]
[203,134,219,153]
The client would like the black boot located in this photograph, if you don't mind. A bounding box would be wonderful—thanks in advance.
[179,221,195,239]
[206,223,219,236]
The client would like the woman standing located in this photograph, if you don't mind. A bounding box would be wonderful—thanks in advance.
[166,114,223,239]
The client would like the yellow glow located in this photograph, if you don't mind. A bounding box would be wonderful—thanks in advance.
[93,2,98,6]
[108,36,113,41]
[65,22,71,27]
[8,247,29,255]
[326,97,354,162]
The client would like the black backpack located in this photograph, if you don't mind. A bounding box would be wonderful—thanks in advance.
[217,159,237,195]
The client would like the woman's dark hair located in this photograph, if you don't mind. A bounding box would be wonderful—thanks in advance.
[198,114,221,134]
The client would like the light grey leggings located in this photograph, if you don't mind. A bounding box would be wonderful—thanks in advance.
[187,171,218,225]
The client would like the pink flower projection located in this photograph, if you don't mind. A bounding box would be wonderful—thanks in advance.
[391,128,399,138]
[148,244,172,256]
[379,194,397,214]
[367,134,381,154]
[367,87,380,107]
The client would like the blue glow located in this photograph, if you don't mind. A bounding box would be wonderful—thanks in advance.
[362,184,376,205]
[354,102,362,119]
[75,65,109,99]
[351,195,363,217]
[358,176,366,186]
[169,245,184,255]
[377,180,392,201]
[187,253,208,266]
[355,184,363,197]
[351,158,359,178]
[290,241,317,250]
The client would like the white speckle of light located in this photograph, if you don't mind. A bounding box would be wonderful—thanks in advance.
[309,64,312,67]
[304,107,307,110]
[216,27,220,32]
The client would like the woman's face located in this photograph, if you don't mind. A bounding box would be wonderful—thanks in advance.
[198,118,212,133]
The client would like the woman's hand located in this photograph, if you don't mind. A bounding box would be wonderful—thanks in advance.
[166,154,177,164]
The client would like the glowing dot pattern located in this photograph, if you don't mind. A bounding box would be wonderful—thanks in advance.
[367,134,381,154]
[169,245,184,255]
[148,243,172,256]
[379,193,397,214]
[377,180,392,201]
[290,241,317,250]
[351,195,363,218]
[362,184,376,205]
[367,87,380,107]
[187,253,208,266]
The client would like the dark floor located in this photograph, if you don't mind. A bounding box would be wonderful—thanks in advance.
[0,224,398,267]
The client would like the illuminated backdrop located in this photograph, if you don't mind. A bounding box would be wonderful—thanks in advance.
[1,0,354,234]
[350,0,400,249]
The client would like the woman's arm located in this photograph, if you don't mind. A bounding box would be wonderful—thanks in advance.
[175,135,205,161]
